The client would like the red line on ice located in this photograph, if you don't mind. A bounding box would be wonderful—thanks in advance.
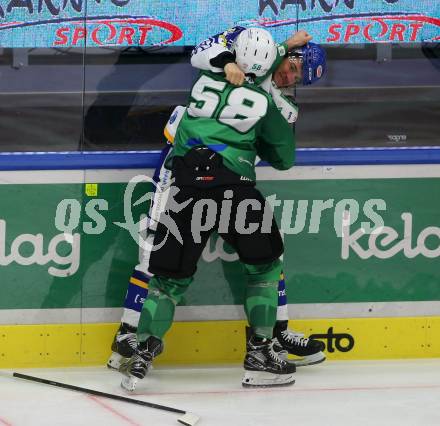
[0,417,13,426]
[87,395,141,426]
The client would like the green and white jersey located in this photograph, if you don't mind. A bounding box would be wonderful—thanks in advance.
[171,71,295,181]
[191,30,299,124]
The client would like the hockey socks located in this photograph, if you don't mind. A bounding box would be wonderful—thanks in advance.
[244,279,278,339]
[276,271,289,321]
[136,275,192,341]
[108,270,150,370]
[120,270,151,328]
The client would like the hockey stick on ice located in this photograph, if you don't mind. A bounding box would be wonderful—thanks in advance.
[13,372,200,426]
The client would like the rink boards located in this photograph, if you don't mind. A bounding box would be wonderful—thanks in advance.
[0,165,439,367]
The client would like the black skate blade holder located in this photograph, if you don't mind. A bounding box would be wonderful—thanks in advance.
[13,372,200,426]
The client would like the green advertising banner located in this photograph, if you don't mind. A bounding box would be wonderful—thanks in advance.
[1,167,439,314]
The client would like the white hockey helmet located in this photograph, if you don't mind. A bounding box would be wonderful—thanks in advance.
[233,28,277,77]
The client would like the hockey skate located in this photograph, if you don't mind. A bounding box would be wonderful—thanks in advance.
[274,320,304,338]
[245,322,303,344]
[273,321,326,367]
[242,336,296,388]
[107,323,137,370]
[119,336,164,392]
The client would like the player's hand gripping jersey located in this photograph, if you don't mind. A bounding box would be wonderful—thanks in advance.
[191,26,299,125]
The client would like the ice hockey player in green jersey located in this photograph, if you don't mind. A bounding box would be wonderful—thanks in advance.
[119,28,298,391]
[170,69,295,181]
[110,28,327,375]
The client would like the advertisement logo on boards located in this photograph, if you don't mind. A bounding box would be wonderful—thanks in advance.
[341,211,440,260]
[53,17,183,47]
[0,0,183,47]
[0,219,80,277]
[4,187,440,277]
[310,327,355,353]
[251,0,440,43]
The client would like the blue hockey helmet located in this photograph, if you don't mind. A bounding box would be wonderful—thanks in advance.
[290,42,326,85]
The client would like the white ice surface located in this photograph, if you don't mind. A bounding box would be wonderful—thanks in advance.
[1,359,440,426]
